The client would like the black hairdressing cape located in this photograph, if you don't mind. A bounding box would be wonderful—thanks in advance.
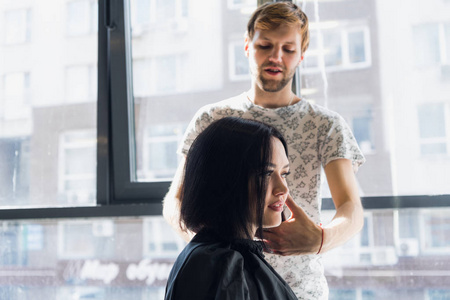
[164,230,297,300]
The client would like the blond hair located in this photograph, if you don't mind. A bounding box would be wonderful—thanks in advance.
[247,2,310,54]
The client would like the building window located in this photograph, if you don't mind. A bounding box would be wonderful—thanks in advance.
[139,124,186,181]
[227,0,256,10]
[59,130,96,205]
[4,9,31,45]
[428,290,450,300]
[1,72,31,120]
[58,220,115,259]
[352,109,375,153]
[143,217,185,258]
[155,56,177,93]
[229,40,250,81]
[132,56,181,97]
[0,138,30,206]
[417,103,448,156]
[65,65,97,103]
[132,59,152,97]
[303,26,371,72]
[420,210,450,255]
[413,23,450,67]
[66,0,98,36]
[130,0,188,33]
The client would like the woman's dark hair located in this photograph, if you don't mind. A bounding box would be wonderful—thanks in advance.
[180,117,288,241]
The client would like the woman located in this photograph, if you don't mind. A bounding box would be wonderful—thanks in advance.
[164,117,297,300]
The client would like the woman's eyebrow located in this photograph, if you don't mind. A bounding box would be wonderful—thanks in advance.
[268,163,290,168]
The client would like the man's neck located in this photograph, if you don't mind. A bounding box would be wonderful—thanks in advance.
[247,85,297,109]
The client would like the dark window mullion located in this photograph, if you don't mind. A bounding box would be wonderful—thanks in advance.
[108,0,169,206]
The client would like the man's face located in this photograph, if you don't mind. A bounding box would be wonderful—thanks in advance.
[245,24,303,93]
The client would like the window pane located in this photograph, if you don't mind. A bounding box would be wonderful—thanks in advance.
[296,0,450,197]
[323,208,450,298]
[130,0,252,182]
[348,31,366,63]
[323,31,342,66]
[4,9,30,44]
[0,216,184,299]
[418,103,446,138]
[0,1,98,208]
[445,24,450,63]
[413,24,440,66]
[231,42,250,79]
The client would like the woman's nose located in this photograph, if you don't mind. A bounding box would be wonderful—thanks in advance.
[274,177,289,196]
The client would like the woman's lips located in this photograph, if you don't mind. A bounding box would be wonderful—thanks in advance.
[268,200,285,212]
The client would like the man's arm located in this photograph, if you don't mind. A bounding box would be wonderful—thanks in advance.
[162,156,194,242]
[263,158,364,255]
[320,158,364,253]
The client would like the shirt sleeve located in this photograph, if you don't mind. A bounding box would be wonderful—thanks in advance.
[320,114,366,173]
[177,106,216,157]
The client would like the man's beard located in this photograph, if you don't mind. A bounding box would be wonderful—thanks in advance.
[256,68,296,92]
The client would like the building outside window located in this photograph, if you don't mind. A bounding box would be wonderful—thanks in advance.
[303,25,371,72]
[0,0,449,299]
[227,0,256,10]
[417,103,449,156]
[139,124,186,181]
[143,217,185,258]
[352,107,375,154]
[229,40,250,81]
[2,72,31,120]
[3,9,31,45]
[413,23,450,67]
[130,0,188,33]
[67,0,98,36]
[420,210,450,255]
[58,130,96,205]
[65,65,97,103]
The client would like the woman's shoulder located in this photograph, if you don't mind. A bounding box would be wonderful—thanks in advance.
[182,241,245,272]
[165,241,246,299]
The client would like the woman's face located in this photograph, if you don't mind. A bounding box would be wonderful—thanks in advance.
[262,137,290,228]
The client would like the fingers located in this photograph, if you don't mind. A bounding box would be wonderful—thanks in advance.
[284,195,308,219]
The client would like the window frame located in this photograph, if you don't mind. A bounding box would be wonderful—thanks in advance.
[302,24,372,74]
[0,0,448,222]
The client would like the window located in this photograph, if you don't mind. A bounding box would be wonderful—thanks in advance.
[302,25,371,72]
[413,23,450,67]
[0,139,30,207]
[1,0,450,299]
[420,210,450,254]
[1,72,31,120]
[229,40,250,81]
[65,65,97,103]
[138,124,186,181]
[227,0,256,10]
[119,0,244,201]
[67,0,98,36]
[130,0,188,33]
[417,103,448,156]
[352,108,375,154]
[3,9,31,45]
[143,217,185,257]
[0,0,98,208]
[58,219,115,259]
[59,130,96,205]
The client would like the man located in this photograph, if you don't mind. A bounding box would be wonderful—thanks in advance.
[163,2,365,299]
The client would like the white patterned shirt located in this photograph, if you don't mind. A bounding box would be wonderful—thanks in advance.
[179,93,365,299]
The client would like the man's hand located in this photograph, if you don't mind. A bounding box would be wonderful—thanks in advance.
[263,195,322,256]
